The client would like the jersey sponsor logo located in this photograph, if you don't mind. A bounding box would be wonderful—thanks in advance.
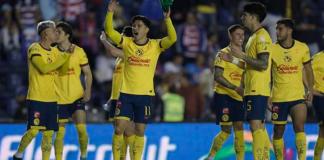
[222,108,229,114]
[229,71,242,81]
[277,64,298,74]
[127,56,151,67]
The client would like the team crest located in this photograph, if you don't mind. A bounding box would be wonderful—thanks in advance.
[284,55,292,62]
[272,113,279,120]
[115,108,120,116]
[34,118,40,125]
[222,114,229,121]
[135,49,144,56]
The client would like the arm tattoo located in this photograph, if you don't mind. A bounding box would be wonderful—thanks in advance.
[243,52,269,71]
[214,67,237,90]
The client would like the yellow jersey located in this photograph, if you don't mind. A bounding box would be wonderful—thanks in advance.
[312,51,324,93]
[55,45,89,104]
[214,47,244,101]
[271,40,311,102]
[244,28,272,96]
[119,37,165,95]
[110,57,124,100]
[26,43,60,102]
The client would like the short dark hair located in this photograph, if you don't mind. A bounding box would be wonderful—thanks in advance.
[243,2,267,22]
[56,21,73,42]
[277,18,295,30]
[131,15,151,28]
[122,26,133,37]
[228,24,245,34]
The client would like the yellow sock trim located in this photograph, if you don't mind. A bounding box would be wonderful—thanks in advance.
[17,128,39,154]
[252,129,264,160]
[113,134,124,160]
[41,130,54,160]
[273,138,284,160]
[208,131,230,157]
[76,124,88,158]
[125,135,135,160]
[54,126,66,160]
[295,132,306,160]
[314,137,324,160]
[234,130,244,160]
[134,136,145,160]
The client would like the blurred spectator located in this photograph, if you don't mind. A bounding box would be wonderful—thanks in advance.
[57,0,86,24]
[162,84,185,122]
[164,54,183,74]
[179,74,205,121]
[185,54,206,84]
[38,0,59,20]
[15,0,41,55]
[196,0,217,32]
[176,10,208,63]
[0,4,21,62]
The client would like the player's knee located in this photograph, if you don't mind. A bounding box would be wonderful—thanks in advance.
[114,125,125,135]
[319,124,324,137]
[134,127,145,136]
[221,125,232,134]
[29,128,40,137]
[249,121,263,131]
[233,122,244,131]
[124,126,135,137]
[273,125,285,138]
[293,124,304,133]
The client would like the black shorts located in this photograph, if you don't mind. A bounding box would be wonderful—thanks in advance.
[58,99,85,123]
[244,95,268,121]
[313,95,324,124]
[271,99,305,124]
[27,100,58,131]
[115,93,152,123]
[214,93,245,125]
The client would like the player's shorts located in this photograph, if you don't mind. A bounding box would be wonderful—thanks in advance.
[271,99,305,124]
[214,93,244,125]
[244,95,268,121]
[58,99,85,123]
[115,93,152,123]
[27,100,58,131]
[313,95,324,124]
[108,99,117,120]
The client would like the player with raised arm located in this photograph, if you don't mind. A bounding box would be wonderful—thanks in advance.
[104,0,177,159]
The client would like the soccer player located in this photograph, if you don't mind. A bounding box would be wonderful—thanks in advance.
[270,19,313,160]
[13,20,70,160]
[54,22,92,160]
[100,26,135,160]
[226,2,272,159]
[104,0,177,159]
[205,24,245,160]
[312,50,324,160]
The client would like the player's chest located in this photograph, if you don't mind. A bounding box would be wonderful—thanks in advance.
[273,48,304,65]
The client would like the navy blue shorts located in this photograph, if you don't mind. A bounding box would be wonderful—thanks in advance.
[27,100,58,131]
[116,93,152,123]
[108,99,117,120]
[313,95,324,124]
[271,99,305,124]
[214,93,245,125]
[58,99,85,123]
[244,95,268,121]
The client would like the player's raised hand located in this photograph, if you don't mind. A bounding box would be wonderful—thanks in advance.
[108,0,118,12]
[163,7,171,18]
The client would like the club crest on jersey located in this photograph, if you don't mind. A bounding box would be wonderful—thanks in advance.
[222,114,229,121]
[135,49,144,56]
[34,118,40,125]
[284,55,292,62]
[272,113,279,120]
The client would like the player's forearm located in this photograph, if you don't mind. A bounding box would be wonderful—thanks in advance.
[100,39,124,58]
[304,64,314,92]
[83,65,93,95]
[160,18,177,49]
[242,53,268,71]
[31,55,68,74]
[104,12,122,44]
[215,73,237,90]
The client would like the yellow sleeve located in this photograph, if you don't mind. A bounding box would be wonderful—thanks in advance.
[256,34,271,54]
[79,48,89,66]
[214,54,226,68]
[159,17,177,50]
[302,44,311,63]
[31,53,69,74]
[104,12,123,45]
